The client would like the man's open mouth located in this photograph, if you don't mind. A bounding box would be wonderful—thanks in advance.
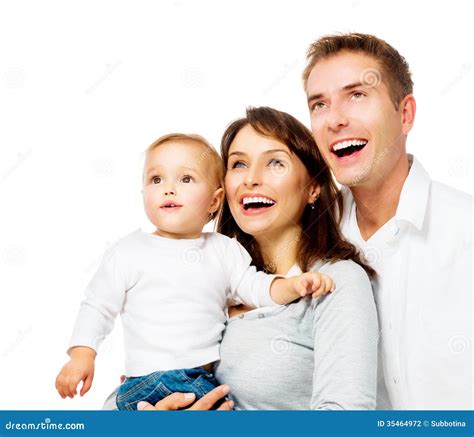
[331,139,368,158]
[241,196,276,211]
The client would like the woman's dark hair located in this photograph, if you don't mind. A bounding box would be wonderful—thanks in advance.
[217,106,375,278]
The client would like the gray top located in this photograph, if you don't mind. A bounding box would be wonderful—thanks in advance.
[102,259,378,410]
[214,259,378,410]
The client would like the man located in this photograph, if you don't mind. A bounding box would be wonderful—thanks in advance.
[303,33,472,409]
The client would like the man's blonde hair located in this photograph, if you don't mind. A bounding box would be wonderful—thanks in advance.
[302,32,413,109]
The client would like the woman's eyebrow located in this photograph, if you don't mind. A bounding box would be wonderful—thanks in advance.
[263,148,291,156]
[229,149,291,157]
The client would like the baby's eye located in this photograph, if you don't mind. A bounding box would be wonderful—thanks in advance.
[151,176,161,184]
[230,161,246,169]
[181,175,194,183]
[268,158,284,167]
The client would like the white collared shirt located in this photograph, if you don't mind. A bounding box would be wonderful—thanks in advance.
[341,154,472,409]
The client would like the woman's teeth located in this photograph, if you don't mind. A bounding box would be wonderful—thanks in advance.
[242,197,276,210]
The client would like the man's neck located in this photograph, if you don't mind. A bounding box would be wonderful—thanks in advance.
[255,226,302,275]
[351,155,410,241]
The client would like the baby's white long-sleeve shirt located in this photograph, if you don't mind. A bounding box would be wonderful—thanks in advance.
[68,230,278,376]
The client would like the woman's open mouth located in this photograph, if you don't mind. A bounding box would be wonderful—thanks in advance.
[240,195,276,215]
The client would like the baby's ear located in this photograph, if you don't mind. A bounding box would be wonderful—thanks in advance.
[210,187,225,213]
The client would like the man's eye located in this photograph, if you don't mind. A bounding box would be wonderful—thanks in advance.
[151,176,161,184]
[181,175,193,183]
[230,161,246,169]
[311,101,327,111]
[351,91,365,100]
[268,158,284,167]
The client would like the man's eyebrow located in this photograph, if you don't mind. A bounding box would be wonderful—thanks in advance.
[307,82,365,104]
[342,81,363,91]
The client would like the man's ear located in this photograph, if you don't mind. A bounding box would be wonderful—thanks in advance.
[400,94,416,135]
[209,187,225,214]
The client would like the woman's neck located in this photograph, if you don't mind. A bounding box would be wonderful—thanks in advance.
[255,226,302,275]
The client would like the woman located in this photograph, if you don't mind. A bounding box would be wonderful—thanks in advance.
[107,106,378,410]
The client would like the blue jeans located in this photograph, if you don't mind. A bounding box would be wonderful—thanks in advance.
[116,367,220,410]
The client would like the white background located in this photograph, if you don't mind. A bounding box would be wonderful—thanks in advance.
[0,0,472,409]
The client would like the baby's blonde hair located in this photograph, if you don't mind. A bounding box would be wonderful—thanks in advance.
[144,133,225,222]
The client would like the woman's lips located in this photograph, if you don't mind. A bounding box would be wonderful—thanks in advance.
[239,202,276,216]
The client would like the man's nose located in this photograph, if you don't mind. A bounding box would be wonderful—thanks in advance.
[327,103,349,131]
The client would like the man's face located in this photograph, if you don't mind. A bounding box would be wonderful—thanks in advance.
[306,51,410,188]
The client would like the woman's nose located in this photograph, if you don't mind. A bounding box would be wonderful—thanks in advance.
[244,167,263,187]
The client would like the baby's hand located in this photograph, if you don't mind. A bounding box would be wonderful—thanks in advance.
[293,272,335,299]
[55,347,95,399]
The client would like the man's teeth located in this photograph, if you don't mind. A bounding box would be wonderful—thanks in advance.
[242,197,276,206]
[333,139,367,151]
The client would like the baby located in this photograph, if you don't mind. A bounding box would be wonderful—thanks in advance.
[55,133,335,410]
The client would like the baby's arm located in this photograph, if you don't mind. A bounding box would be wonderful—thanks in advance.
[55,346,96,399]
[270,271,336,305]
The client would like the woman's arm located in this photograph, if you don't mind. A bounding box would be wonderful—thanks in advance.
[310,261,378,410]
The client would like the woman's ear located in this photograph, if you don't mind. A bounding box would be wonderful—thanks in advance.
[209,187,225,214]
[307,183,321,204]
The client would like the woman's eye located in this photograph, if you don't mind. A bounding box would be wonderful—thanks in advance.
[268,158,284,167]
[181,175,193,183]
[151,176,161,184]
[230,161,246,169]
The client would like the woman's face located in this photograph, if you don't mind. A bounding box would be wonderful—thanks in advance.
[225,124,319,239]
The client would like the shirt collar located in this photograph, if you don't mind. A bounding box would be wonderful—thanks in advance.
[341,154,431,232]
[395,154,431,231]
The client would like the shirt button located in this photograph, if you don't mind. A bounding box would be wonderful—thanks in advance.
[239,314,244,319]
[393,378,398,385]
[258,314,265,319]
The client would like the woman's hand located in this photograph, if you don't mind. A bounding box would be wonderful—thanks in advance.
[136,385,234,410]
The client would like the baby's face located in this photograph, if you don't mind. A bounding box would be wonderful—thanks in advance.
[142,141,222,239]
